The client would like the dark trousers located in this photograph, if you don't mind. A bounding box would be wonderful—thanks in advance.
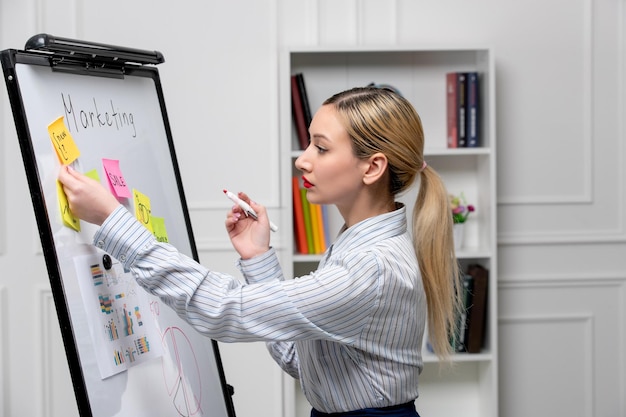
[311,401,420,417]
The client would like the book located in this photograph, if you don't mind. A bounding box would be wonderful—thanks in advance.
[306,203,327,254]
[291,74,309,150]
[457,72,468,147]
[445,72,458,148]
[321,204,331,248]
[313,203,326,253]
[293,180,329,255]
[465,264,489,353]
[310,202,321,254]
[295,73,312,133]
[292,176,308,254]
[466,71,480,147]
[455,273,474,352]
[300,188,314,253]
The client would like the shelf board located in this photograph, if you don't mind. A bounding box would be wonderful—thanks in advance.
[287,44,491,55]
[293,253,324,263]
[424,147,491,157]
[422,351,493,364]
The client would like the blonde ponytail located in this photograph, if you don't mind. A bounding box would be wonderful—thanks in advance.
[414,166,462,359]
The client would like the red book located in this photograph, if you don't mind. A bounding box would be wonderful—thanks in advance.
[295,73,312,129]
[291,75,309,150]
[292,176,308,254]
[446,72,458,148]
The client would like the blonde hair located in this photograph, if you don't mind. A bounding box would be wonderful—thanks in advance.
[323,87,462,359]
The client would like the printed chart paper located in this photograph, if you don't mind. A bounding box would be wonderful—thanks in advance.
[74,253,163,379]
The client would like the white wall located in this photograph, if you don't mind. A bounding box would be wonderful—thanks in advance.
[1,1,624,417]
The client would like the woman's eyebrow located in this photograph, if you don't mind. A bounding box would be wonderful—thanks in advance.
[311,134,331,143]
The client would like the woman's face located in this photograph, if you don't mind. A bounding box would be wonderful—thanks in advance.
[294,105,369,208]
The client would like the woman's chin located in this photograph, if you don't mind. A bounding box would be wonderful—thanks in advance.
[304,193,321,205]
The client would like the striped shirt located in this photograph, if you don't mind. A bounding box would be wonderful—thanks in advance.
[93,204,426,413]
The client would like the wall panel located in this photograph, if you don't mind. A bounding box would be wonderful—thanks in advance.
[496,0,625,243]
[499,314,593,416]
[499,277,626,417]
[38,289,77,417]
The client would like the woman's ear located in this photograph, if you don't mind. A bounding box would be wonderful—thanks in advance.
[362,152,388,185]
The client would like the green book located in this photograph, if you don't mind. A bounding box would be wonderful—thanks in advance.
[300,188,314,254]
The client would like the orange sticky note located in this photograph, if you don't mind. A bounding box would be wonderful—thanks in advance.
[48,116,80,164]
[102,159,132,198]
[133,189,153,233]
[57,180,80,231]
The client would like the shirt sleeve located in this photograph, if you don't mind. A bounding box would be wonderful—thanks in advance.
[266,341,300,379]
[92,206,380,345]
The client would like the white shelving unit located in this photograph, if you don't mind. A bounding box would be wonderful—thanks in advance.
[279,46,498,417]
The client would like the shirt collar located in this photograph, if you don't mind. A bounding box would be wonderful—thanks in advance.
[331,203,408,255]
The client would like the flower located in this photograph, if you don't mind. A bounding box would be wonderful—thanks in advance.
[449,192,475,224]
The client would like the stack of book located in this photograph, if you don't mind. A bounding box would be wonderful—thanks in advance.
[292,176,329,255]
[446,71,480,148]
[291,72,312,150]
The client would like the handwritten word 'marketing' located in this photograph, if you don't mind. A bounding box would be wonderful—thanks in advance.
[62,93,137,138]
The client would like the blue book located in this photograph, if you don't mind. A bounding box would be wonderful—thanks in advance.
[466,72,480,147]
[457,72,467,147]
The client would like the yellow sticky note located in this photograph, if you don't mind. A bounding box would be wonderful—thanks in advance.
[133,189,153,233]
[57,180,80,231]
[48,116,80,164]
[151,216,169,243]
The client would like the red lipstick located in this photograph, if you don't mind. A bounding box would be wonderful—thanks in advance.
[302,177,313,189]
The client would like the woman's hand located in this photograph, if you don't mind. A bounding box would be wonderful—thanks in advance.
[225,192,270,259]
[58,165,120,225]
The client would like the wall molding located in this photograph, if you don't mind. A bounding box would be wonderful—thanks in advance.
[38,287,56,417]
[498,0,594,206]
[498,272,626,288]
[497,229,626,245]
[36,0,81,35]
[498,313,594,417]
[499,272,626,411]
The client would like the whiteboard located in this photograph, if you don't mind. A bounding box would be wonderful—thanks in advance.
[1,46,235,417]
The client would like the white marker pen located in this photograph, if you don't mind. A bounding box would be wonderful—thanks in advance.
[223,189,278,232]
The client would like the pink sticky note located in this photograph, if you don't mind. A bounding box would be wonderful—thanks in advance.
[102,158,132,198]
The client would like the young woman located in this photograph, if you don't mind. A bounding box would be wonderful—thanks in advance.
[59,87,461,417]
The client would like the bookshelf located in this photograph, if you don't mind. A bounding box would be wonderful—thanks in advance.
[279,46,497,417]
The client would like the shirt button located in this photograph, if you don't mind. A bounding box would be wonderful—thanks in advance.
[96,240,105,248]
[119,255,127,262]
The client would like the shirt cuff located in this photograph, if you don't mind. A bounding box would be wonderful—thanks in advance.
[237,248,283,284]
[93,205,156,271]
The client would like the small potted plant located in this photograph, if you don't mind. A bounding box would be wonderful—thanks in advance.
[449,192,475,249]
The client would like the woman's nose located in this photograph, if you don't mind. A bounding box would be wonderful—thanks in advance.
[295,151,309,172]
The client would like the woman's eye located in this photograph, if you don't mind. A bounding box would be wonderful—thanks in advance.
[316,145,327,154]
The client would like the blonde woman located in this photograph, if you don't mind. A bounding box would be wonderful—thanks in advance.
[59,87,461,417]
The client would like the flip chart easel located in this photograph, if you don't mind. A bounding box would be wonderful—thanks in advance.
[1,34,236,417]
